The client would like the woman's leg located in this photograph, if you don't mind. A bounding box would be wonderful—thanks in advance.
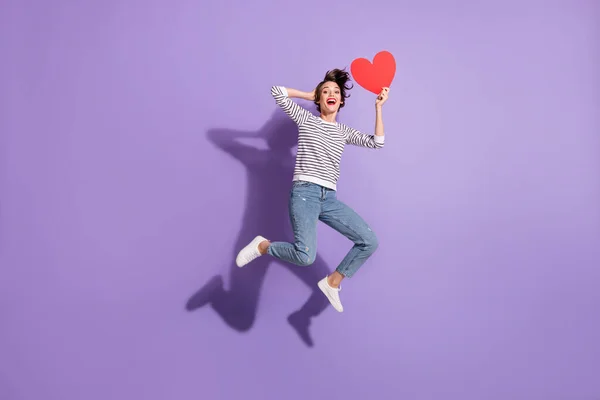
[267,182,322,265]
[236,182,321,267]
[319,193,379,285]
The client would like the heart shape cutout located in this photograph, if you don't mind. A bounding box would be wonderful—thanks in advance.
[350,50,396,95]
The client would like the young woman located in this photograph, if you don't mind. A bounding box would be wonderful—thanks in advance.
[235,68,390,312]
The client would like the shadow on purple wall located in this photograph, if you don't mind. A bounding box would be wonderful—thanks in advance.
[185,109,331,347]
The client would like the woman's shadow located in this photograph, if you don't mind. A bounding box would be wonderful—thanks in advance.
[185,108,330,347]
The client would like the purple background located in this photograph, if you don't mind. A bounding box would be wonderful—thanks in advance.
[1,1,599,399]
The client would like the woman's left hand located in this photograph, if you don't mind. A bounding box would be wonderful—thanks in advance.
[376,87,390,108]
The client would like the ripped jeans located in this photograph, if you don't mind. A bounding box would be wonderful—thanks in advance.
[267,180,379,278]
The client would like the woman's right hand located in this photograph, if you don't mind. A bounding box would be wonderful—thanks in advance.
[285,87,316,101]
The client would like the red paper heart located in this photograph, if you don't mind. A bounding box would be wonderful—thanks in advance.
[350,51,396,95]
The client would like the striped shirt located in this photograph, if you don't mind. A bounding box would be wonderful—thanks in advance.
[271,85,385,191]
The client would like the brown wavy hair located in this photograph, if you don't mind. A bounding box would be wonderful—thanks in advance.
[314,68,353,112]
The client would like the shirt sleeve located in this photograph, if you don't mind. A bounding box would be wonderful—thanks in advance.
[340,123,385,149]
[271,86,311,126]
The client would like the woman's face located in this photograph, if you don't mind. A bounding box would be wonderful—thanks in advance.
[319,82,342,113]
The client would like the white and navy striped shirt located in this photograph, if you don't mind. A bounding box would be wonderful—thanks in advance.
[271,85,384,191]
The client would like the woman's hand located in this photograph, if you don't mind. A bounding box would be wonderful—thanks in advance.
[286,87,316,101]
[376,87,390,108]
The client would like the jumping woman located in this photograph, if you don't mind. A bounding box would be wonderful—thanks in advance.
[235,68,390,312]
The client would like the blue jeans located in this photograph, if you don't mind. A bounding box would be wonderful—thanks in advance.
[267,181,379,278]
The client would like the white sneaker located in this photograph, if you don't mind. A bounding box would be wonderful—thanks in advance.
[235,235,268,267]
[318,276,343,312]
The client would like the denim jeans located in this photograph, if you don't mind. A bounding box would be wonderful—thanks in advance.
[267,181,379,278]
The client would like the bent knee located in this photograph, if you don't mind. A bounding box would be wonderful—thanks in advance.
[297,252,315,266]
[363,231,379,253]
[295,245,316,266]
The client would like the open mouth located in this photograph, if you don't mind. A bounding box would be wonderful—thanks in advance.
[326,98,337,106]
